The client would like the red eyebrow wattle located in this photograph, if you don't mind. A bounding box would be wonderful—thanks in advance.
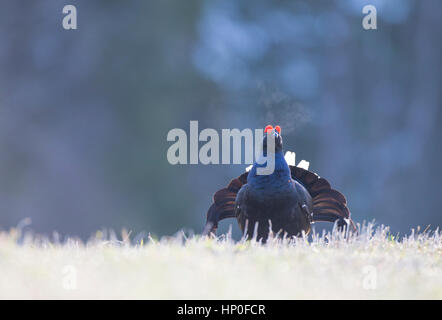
[275,125,281,134]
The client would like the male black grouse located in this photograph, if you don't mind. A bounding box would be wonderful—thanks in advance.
[203,125,356,240]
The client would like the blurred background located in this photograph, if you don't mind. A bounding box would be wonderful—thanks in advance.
[0,0,440,240]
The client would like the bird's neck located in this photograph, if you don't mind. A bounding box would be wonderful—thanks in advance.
[248,151,291,187]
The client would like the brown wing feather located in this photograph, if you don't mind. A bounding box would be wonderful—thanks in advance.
[203,172,249,235]
[204,165,356,236]
[289,165,356,232]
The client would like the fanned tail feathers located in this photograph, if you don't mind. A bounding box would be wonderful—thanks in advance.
[203,172,248,235]
[203,154,356,235]
[289,165,356,232]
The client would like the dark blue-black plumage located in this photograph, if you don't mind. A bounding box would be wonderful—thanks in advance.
[203,127,355,240]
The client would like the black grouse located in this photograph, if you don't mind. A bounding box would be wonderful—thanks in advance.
[203,125,356,241]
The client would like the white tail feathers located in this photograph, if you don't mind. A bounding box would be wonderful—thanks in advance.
[245,151,310,171]
[286,151,310,170]
[297,160,310,170]
[284,151,296,166]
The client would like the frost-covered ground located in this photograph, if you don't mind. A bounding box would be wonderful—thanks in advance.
[0,224,440,299]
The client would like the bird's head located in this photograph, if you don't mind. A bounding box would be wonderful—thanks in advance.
[262,125,283,153]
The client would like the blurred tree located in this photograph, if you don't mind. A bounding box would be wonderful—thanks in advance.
[0,0,440,238]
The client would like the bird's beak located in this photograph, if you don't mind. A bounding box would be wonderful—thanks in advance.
[271,129,280,137]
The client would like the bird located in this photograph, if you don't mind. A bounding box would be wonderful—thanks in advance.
[203,125,356,241]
